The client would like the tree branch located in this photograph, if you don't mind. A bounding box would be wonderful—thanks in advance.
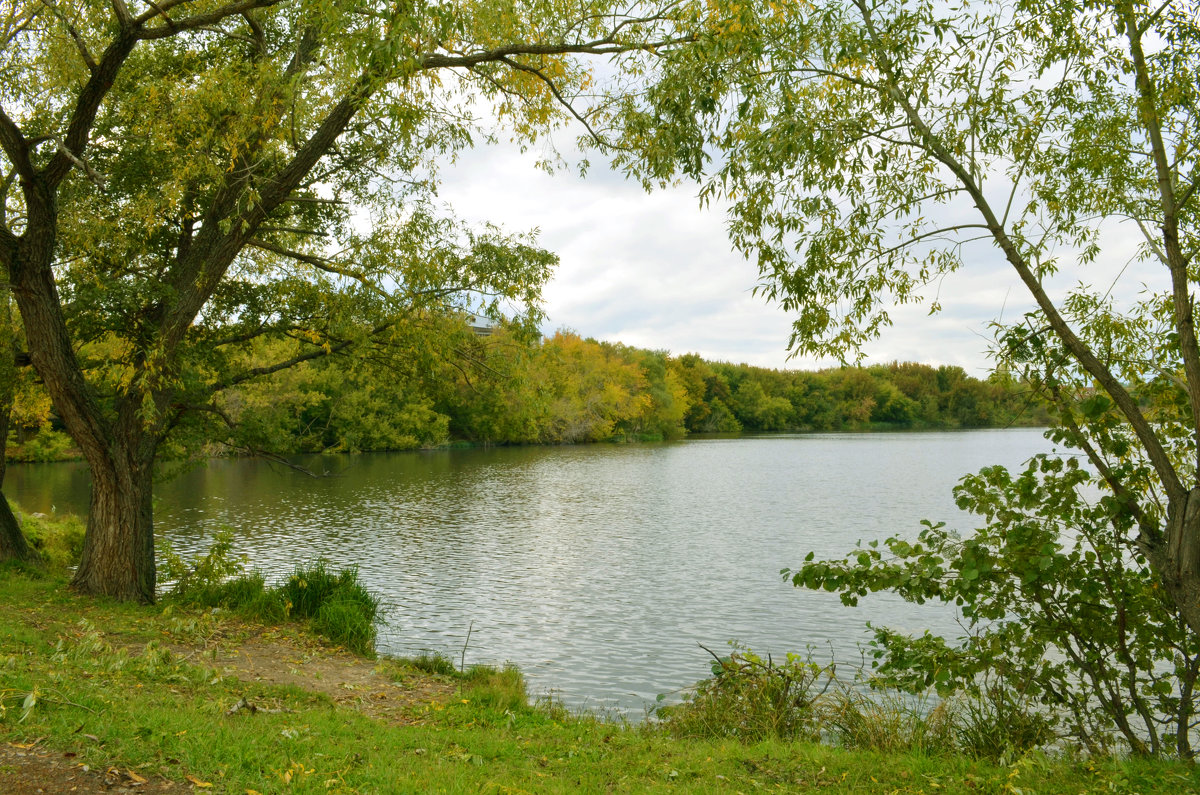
[497,56,609,146]
[52,136,106,188]
[852,0,1185,503]
[206,333,357,395]
[138,0,281,41]
[419,34,695,71]
[1119,1,1200,481]
[42,1,98,73]
[42,24,140,189]
[0,106,37,183]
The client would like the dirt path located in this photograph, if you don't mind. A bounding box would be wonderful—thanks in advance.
[0,627,457,793]
[167,625,457,724]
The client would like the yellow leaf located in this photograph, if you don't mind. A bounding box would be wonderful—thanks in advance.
[186,774,213,787]
[127,770,148,784]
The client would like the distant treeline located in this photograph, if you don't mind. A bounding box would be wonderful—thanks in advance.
[9,325,1048,460]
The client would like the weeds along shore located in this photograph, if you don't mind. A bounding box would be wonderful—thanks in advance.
[1,512,1198,793]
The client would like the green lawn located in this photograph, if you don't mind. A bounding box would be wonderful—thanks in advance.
[1,567,1196,794]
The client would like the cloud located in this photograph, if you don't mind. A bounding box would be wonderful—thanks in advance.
[436,140,1158,377]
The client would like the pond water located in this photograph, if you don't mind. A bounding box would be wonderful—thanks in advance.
[6,428,1058,717]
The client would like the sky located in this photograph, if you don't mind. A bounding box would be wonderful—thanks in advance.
[434,133,1152,379]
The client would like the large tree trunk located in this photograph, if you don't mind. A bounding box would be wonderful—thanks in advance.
[7,182,158,599]
[0,494,35,563]
[69,446,156,602]
[0,346,36,564]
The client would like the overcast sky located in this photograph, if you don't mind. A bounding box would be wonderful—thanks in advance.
[435,135,1152,378]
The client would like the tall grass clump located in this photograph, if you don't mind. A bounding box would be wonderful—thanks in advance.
[951,686,1056,761]
[461,663,528,713]
[16,508,85,570]
[401,652,460,677]
[160,534,381,655]
[656,645,834,741]
[278,560,381,655]
[825,687,954,754]
[659,644,1056,761]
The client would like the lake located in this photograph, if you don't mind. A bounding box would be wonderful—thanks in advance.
[6,428,1057,717]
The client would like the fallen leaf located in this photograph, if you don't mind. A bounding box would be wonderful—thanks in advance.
[186,774,213,788]
[127,769,148,784]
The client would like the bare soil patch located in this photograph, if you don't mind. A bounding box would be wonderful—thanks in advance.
[167,625,457,724]
[0,740,180,794]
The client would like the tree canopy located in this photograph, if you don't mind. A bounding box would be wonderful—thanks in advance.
[609,0,1200,755]
[0,0,696,600]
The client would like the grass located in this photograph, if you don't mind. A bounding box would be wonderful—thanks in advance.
[2,517,1199,792]
[2,574,1197,792]
[160,531,381,655]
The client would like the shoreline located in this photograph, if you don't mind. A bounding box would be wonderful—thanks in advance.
[1,571,1197,793]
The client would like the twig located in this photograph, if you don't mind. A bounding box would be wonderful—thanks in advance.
[460,621,474,674]
[226,696,293,715]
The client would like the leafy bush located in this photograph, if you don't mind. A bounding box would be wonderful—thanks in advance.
[7,428,78,462]
[787,453,1200,757]
[159,529,247,599]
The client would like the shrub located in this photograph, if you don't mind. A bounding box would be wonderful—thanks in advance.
[657,645,834,741]
[159,529,247,600]
[8,428,78,462]
[787,454,1200,757]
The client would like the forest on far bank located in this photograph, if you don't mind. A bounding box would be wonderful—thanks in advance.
[7,320,1048,464]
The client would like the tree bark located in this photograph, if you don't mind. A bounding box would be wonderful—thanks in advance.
[0,296,36,564]
[1149,489,1200,640]
[0,399,35,564]
[0,494,34,563]
[68,442,156,602]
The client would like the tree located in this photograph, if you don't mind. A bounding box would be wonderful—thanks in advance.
[0,1,692,601]
[614,0,1200,635]
[537,332,650,443]
[0,291,36,564]
[610,0,1200,754]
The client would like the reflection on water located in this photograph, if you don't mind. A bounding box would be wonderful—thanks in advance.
[6,428,1055,716]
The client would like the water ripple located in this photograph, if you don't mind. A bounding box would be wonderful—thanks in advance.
[6,429,1056,718]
